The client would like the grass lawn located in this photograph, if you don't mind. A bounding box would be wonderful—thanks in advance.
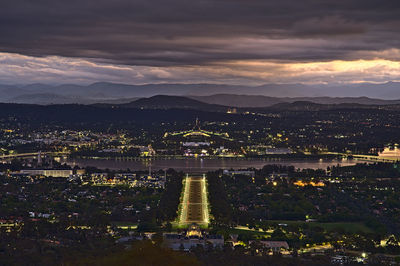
[266,220,373,233]
[312,222,372,233]
[230,228,269,236]
[223,221,372,240]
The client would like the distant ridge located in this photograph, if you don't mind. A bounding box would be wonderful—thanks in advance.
[1,81,400,105]
[1,99,400,122]
[263,101,400,111]
[118,95,229,112]
[190,94,400,107]
[95,95,400,112]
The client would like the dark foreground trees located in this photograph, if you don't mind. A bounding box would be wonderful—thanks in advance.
[207,171,233,225]
[157,169,184,222]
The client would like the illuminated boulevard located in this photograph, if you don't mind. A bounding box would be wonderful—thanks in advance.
[178,174,209,227]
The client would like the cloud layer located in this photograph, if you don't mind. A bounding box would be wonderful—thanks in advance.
[2,52,400,86]
[1,0,400,85]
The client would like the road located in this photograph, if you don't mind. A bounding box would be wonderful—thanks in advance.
[0,151,68,160]
[178,174,209,226]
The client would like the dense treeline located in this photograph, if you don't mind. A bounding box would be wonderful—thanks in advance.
[0,103,245,126]
[157,169,184,221]
[73,240,330,266]
[257,163,400,180]
[331,162,400,178]
[207,171,232,225]
[137,169,184,231]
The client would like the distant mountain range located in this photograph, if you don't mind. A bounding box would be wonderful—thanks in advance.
[190,94,400,107]
[97,95,400,112]
[2,81,400,105]
[2,96,400,123]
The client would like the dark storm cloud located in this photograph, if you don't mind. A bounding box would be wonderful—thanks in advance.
[0,0,400,66]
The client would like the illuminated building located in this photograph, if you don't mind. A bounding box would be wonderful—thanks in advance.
[163,224,224,251]
[379,144,400,159]
[19,169,74,178]
[163,119,234,156]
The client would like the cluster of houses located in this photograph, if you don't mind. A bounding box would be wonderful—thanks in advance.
[90,173,166,188]
[8,169,166,189]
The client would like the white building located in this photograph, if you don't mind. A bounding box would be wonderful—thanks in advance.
[20,169,73,178]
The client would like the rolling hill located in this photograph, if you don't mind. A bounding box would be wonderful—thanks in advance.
[1,82,400,105]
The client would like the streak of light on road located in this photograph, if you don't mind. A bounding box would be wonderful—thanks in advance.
[178,173,209,227]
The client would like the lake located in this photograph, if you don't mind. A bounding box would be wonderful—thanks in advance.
[62,157,367,172]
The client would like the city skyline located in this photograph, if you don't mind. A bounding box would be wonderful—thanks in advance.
[2,1,400,265]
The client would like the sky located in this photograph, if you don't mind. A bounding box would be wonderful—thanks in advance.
[1,0,400,85]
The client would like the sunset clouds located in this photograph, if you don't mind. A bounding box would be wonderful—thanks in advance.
[1,0,400,85]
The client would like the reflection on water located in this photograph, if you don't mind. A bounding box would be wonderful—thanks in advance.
[63,157,367,172]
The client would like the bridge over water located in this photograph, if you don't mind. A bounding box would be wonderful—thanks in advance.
[0,151,68,160]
